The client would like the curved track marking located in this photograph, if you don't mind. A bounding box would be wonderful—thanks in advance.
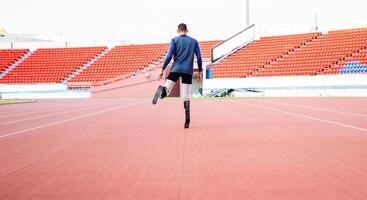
[0,101,145,139]
[233,100,367,132]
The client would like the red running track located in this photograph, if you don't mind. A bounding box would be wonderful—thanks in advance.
[0,98,367,200]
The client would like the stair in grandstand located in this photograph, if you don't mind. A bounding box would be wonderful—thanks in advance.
[205,88,262,97]
[0,50,32,78]
[205,88,229,97]
[63,48,109,83]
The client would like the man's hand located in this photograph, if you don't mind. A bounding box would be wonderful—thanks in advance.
[158,69,164,80]
[198,71,203,81]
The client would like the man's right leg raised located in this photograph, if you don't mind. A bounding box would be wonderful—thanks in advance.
[152,73,177,105]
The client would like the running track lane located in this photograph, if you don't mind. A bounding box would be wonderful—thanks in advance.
[0,100,128,136]
[0,98,367,200]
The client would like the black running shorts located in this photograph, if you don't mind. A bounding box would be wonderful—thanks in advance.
[167,72,192,84]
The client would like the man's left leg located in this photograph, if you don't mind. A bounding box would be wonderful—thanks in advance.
[182,84,191,128]
[181,74,192,128]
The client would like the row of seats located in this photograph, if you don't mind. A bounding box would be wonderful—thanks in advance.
[68,44,169,83]
[0,41,219,85]
[212,27,367,78]
[325,49,367,74]
[212,32,321,78]
[252,28,367,77]
[1,28,365,84]
[69,41,220,83]
[0,49,29,74]
[0,47,106,84]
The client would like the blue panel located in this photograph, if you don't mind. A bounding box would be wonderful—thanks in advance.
[339,61,367,74]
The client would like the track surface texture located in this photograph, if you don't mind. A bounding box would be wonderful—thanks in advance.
[0,98,366,200]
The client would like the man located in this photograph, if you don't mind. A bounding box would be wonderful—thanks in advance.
[152,23,203,129]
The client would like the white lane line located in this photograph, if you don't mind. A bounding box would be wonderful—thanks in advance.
[233,100,367,132]
[0,105,66,119]
[0,102,94,119]
[0,101,145,139]
[263,100,367,117]
[0,103,115,126]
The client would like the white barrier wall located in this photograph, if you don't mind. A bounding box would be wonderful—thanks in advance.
[0,84,67,93]
[203,74,367,97]
[0,84,91,99]
[1,91,91,99]
[230,88,367,97]
[204,74,367,89]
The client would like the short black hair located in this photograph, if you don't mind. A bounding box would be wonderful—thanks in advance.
[178,23,188,32]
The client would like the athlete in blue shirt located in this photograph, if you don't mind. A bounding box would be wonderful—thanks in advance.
[152,23,203,128]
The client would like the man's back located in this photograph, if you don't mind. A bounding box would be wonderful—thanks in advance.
[163,34,202,75]
[171,35,198,73]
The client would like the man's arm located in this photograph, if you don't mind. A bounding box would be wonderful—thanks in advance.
[195,41,203,80]
[195,41,203,72]
[159,40,175,80]
[162,40,175,71]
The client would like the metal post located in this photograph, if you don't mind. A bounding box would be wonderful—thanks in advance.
[246,0,250,27]
[314,13,319,31]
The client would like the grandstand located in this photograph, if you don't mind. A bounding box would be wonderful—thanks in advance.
[0,27,367,98]
[210,28,367,78]
[253,28,367,77]
[0,29,364,85]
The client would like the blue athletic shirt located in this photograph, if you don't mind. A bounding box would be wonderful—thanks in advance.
[162,35,203,75]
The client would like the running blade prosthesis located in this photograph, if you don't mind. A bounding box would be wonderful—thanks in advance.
[152,86,167,105]
[184,101,190,128]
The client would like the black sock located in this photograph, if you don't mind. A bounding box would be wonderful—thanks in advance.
[160,87,167,99]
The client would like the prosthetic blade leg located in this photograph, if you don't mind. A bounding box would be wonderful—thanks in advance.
[182,83,191,128]
[184,101,190,128]
[152,80,175,105]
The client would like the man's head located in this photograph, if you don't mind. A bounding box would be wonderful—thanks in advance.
[177,23,188,35]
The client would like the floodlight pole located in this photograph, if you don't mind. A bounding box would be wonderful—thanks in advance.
[246,0,250,27]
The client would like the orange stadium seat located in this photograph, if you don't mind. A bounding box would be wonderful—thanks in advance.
[0,47,106,84]
[0,49,29,74]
